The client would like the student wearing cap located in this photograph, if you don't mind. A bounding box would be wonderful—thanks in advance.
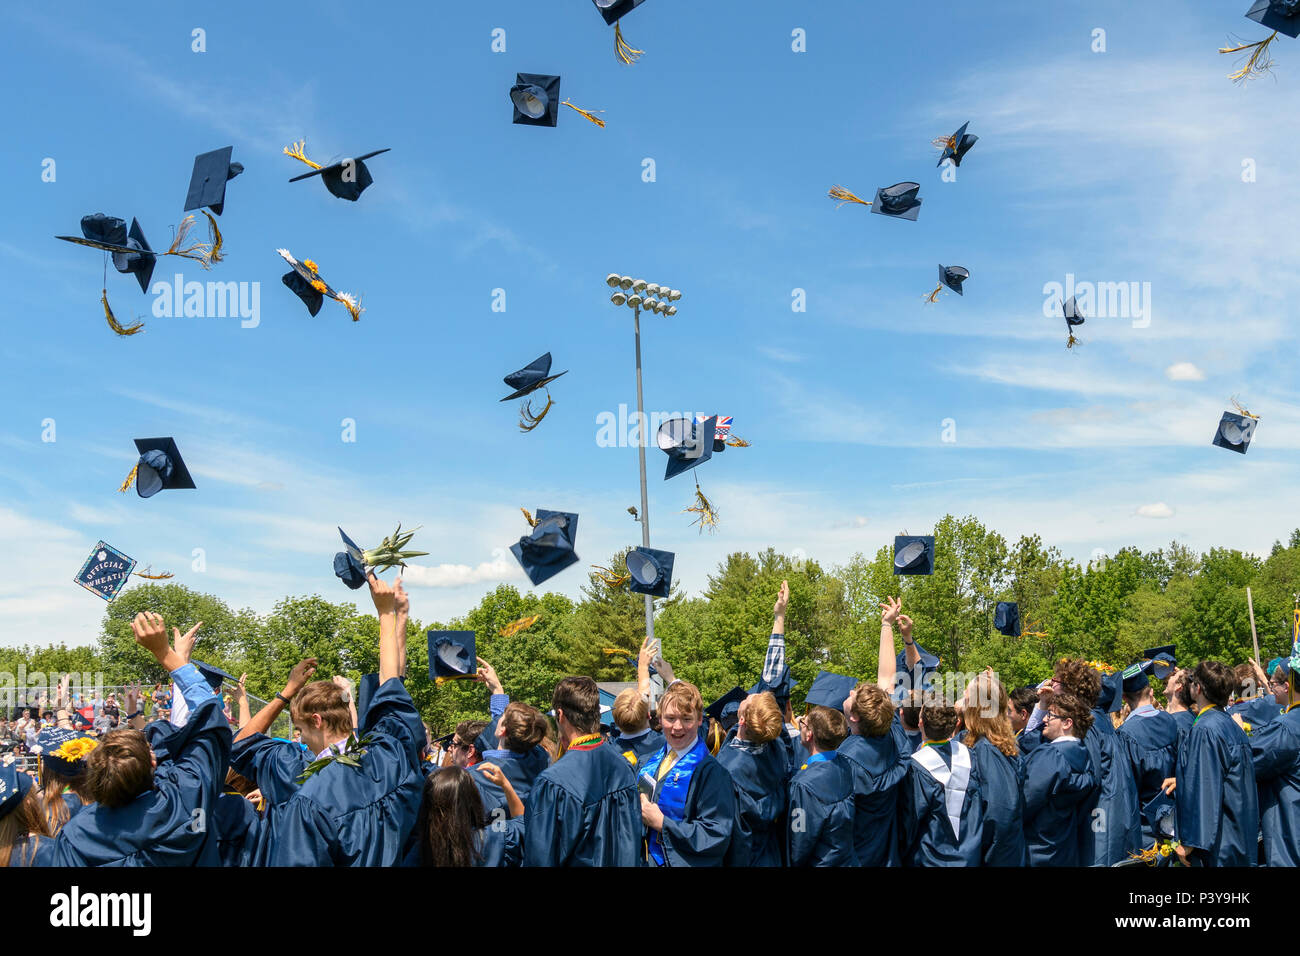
[749,581,804,770]
[37,612,232,866]
[32,727,96,834]
[787,704,857,867]
[1116,662,1179,846]
[636,681,737,867]
[898,701,984,867]
[1019,692,1099,866]
[1246,645,1300,866]
[715,690,788,867]
[266,573,425,866]
[0,764,48,867]
[1170,661,1259,867]
[960,672,1027,866]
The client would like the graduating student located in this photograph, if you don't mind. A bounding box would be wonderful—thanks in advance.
[471,697,550,821]
[1247,647,1300,866]
[787,705,857,867]
[637,680,737,867]
[38,612,232,866]
[1172,661,1259,867]
[1020,692,1098,866]
[1115,662,1178,846]
[961,672,1027,866]
[0,765,48,867]
[715,690,788,866]
[753,581,805,770]
[414,763,526,867]
[31,726,96,834]
[1009,685,1039,741]
[609,688,665,766]
[1165,669,1196,737]
[523,676,641,866]
[268,573,426,866]
[898,701,984,866]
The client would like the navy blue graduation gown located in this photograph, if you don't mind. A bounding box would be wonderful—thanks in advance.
[1117,706,1179,844]
[1171,709,1195,737]
[40,691,231,866]
[837,723,909,866]
[898,741,984,867]
[1248,705,1300,866]
[609,728,665,766]
[715,736,788,867]
[782,725,808,769]
[1082,712,1142,866]
[1020,738,1098,867]
[1017,726,1043,755]
[637,745,738,867]
[212,792,264,867]
[229,732,311,865]
[968,737,1027,866]
[787,753,858,867]
[902,728,923,755]
[470,745,550,821]
[1176,707,1259,867]
[1231,696,1283,729]
[269,677,425,866]
[522,737,641,867]
[476,816,525,867]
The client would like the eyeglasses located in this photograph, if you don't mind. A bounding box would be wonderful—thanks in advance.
[447,740,468,750]
[1043,713,1068,723]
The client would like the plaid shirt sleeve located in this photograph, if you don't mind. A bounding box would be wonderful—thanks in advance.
[762,633,786,685]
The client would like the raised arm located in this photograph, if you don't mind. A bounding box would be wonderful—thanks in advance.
[370,573,401,684]
[235,674,251,729]
[762,580,790,685]
[233,657,317,742]
[637,635,654,700]
[877,597,900,691]
[898,609,920,672]
[393,578,410,678]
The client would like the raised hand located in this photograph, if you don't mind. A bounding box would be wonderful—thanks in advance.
[898,613,914,641]
[131,612,171,660]
[368,571,397,616]
[879,596,901,626]
[235,674,248,700]
[393,577,409,617]
[774,580,790,619]
[332,675,354,702]
[286,658,319,697]
[476,658,504,695]
[172,621,203,663]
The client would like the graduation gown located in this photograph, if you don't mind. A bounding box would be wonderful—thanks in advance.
[1231,696,1283,729]
[1248,705,1300,866]
[229,731,312,865]
[1175,707,1260,867]
[211,791,264,867]
[522,736,641,867]
[837,721,909,866]
[968,737,1027,866]
[715,736,788,867]
[637,742,737,867]
[40,687,231,867]
[470,745,550,822]
[1081,712,1142,866]
[268,677,425,866]
[787,753,858,867]
[898,741,984,867]
[1117,705,1179,844]
[1020,737,1099,867]
[609,728,665,766]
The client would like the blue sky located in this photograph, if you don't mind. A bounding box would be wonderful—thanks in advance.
[3,1,1299,643]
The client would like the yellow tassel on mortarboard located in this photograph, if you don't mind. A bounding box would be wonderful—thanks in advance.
[499,614,541,638]
[924,283,943,304]
[725,436,751,448]
[614,21,643,65]
[562,100,607,128]
[164,215,212,268]
[1219,31,1278,83]
[133,566,175,580]
[592,565,631,587]
[519,392,555,432]
[828,185,872,208]
[520,508,538,528]
[283,140,323,170]
[1067,332,1080,349]
[118,462,139,493]
[684,479,719,534]
[1230,396,1260,420]
[102,290,144,336]
[200,210,225,264]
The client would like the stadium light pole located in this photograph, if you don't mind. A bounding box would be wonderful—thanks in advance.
[604,273,681,648]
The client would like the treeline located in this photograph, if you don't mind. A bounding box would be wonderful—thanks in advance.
[9,514,1297,734]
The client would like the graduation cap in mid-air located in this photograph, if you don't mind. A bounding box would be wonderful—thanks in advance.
[871,182,922,221]
[894,536,934,576]
[1142,645,1177,681]
[805,670,857,711]
[283,140,390,202]
[934,120,978,167]
[658,417,716,480]
[511,73,606,128]
[704,686,747,730]
[119,437,196,498]
[927,264,969,302]
[184,147,243,217]
[1062,295,1085,349]
[511,509,580,586]
[626,546,674,598]
[277,249,364,321]
[1213,400,1259,454]
[993,601,1020,637]
[428,630,478,681]
[194,661,237,693]
[502,352,567,431]
[592,0,648,63]
[1246,0,1300,37]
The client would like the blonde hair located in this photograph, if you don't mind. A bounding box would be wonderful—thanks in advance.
[659,682,703,721]
[743,692,784,744]
[611,688,649,733]
[961,672,1018,759]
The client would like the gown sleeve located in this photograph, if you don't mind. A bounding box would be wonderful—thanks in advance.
[230,734,311,804]
[269,795,337,866]
[787,775,828,867]
[1249,719,1298,782]
[661,760,736,866]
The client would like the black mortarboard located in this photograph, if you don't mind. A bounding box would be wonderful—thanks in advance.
[193,661,236,693]
[1213,412,1257,454]
[626,546,674,597]
[1142,790,1177,838]
[870,182,922,221]
[993,601,1020,637]
[704,687,746,730]
[283,271,323,316]
[57,215,157,293]
[333,527,367,590]
[0,764,34,819]
[937,121,978,167]
[1062,296,1086,327]
[1246,0,1300,37]
[287,146,391,202]
[500,353,568,401]
[750,672,797,711]
[939,264,969,296]
[129,437,196,498]
[1121,662,1150,695]
[1097,670,1124,713]
[185,147,243,215]
[593,0,646,23]
[894,536,934,576]
[1142,645,1176,681]
[511,73,561,127]
[659,416,716,480]
[510,509,580,585]
[428,630,477,680]
[805,671,857,710]
[431,731,455,749]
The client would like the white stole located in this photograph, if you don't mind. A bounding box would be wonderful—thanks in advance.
[910,740,971,839]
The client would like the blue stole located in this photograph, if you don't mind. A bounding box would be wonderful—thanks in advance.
[800,751,835,771]
[641,738,707,866]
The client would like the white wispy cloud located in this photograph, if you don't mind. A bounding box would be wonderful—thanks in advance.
[1166,362,1206,381]
[1136,502,1175,519]
[403,554,524,589]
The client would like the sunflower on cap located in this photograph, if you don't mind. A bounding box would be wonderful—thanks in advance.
[34,728,98,778]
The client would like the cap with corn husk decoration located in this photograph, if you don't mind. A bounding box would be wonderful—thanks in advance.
[333,524,429,590]
[277,249,364,322]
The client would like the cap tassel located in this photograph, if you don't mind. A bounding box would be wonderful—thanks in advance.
[924,283,943,304]
[102,290,144,336]
[283,140,323,170]
[725,435,751,448]
[520,508,538,528]
[200,210,225,264]
[133,566,175,580]
[1230,396,1260,420]
[591,565,631,588]
[1220,31,1278,83]
[519,392,555,432]
[614,21,643,65]
[163,215,212,269]
[334,292,364,322]
[499,614,541,638]
[118,462,139,493]
[684,479,720,534]
[562,100,607,128]
[829,185,872,208]
[1067,329,1080,349]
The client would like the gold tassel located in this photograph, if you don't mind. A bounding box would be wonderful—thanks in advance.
[1230,396,1260,420]
[133,566,175,580]
[924,283,943,304]
[602,647,635,657]
[334,292,364,322]
[200,209,224,264]
[725,436,751,448]
[562,100,607,128]
[520,508,538,528]
[164,215,212,268]
[1220,31,1278,83]
[102,290,144,336]
[519,392,555,432]
[118,462,139,493]
[829,184,872,208]
[614,21,643,65]
[283,139,323,170]
[499,614,541,638]
[434,675,475,687]
[591,565,631,588]
[683,480,719,534]
[1067,332,1080,349]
